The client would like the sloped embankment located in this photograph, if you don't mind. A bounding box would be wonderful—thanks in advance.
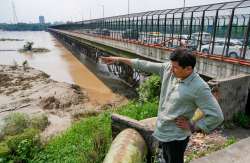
[0,65,118,139]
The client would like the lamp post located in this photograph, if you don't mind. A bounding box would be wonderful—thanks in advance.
[101,5,104,18]
[128,0,130,16]
[101,5,105,30]
[89,9,92,20]
[183,0,186,12]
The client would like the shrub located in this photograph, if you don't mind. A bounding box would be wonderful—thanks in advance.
[3,112,29,136]
[0,112,48,162]
[6,128,40,152]
[2,113,49,139]
[0,127,4,141]
[117,101,158,120]
[30,113,49,131]
[0,143,10,157]
[6,128,40,162]
[137,75,161,103]
[233,112,250,128]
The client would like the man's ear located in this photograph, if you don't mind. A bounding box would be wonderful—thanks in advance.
[186,66,193,73]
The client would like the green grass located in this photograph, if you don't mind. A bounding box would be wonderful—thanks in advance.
[33,113,111,163]
[31,101,158,163]
[117,101,158,120]
[0,128,41,162]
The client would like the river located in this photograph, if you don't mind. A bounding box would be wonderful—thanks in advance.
[0,31,131,104]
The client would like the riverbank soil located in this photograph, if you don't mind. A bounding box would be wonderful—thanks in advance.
[0,65,127,139]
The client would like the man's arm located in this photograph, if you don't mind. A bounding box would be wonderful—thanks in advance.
[100,56,167,76]
[100,56,132,66]
[193,86,224,133]
[176,86,224,133]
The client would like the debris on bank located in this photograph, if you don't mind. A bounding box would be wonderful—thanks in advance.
[18,48,50,53]
[0,38,24,41]
[18,41,50,53]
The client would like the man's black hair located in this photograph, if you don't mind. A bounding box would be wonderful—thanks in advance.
[169,48,196,69]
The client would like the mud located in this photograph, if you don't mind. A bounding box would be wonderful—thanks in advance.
[0,65,127,140]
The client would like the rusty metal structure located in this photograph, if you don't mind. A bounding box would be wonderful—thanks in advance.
[51,0,250,59]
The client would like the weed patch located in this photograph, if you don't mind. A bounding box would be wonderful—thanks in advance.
[233,112,250,128]
[33,113,112,163]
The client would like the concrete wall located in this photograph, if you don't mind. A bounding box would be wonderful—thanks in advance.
[208,74,250,120]
[196,57,250,79]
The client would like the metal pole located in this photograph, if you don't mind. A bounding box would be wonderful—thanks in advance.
[225,8,235,56]
[171,14,175,47]
[136,16,139,41]
[199,11,206,52]
[125,17,127,41]
[145,16,148,44]
[179,12,184,46]
[110,19,113,38]
[121,18,124,40]
[128,17,131,38]
[189,12,194,39]
[211,10,219,55]
[101,6,104,30]
[163,14,167,46]
[89,9,92,20]
[128,0,130,16]
[157,15,160,44]
[102,5,104,18]
[242,15,250,59]
[184,0,186,11]
[150,15,154,44]
[140,16,144,42]
[118,18,121,40]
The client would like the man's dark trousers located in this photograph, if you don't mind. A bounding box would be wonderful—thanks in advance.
[160,136,189,163]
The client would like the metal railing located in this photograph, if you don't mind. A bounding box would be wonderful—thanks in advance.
[51,0,250,60]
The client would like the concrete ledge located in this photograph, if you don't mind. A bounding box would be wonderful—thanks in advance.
[191,137,250,163]
[208,74,250,120]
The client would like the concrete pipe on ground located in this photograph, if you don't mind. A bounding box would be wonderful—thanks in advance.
[103,128,147,163]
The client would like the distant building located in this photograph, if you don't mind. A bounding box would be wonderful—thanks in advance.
[39,16,45,24]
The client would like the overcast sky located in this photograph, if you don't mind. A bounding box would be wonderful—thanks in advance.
[0,0,237,23]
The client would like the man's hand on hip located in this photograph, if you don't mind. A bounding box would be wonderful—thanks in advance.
[175,116,191,130]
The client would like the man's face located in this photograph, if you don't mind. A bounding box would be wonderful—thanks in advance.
[171,61,192,79]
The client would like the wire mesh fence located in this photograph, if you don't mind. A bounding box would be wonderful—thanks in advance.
[51,0,250,60]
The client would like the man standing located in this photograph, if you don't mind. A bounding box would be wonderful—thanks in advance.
[101,48,224,163]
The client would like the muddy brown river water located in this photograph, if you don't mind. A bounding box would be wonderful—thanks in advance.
[0,31,130,105]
